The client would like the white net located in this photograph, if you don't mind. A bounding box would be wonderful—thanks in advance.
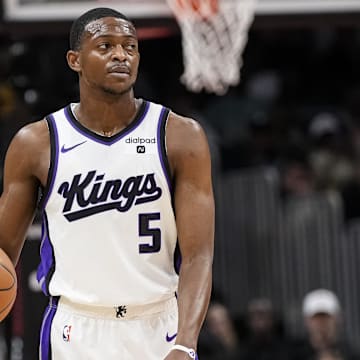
[166,0,257,95]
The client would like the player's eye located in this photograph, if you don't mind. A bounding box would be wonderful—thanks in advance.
[98,43,111,50]
[125,43,138,53]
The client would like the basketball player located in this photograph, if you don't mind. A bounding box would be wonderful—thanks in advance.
[0,7,214,360]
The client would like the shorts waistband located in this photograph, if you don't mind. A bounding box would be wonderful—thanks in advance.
[57,295,177,320]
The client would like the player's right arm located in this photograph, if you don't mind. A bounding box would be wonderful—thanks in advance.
[0,120,49,265]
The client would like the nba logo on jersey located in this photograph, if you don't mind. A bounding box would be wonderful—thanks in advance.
[63,325,72,342]
[137,145,146,153]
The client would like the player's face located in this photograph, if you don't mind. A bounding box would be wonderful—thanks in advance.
[77,17,140,96]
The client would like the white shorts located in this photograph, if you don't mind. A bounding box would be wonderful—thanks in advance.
[39,295,178,360]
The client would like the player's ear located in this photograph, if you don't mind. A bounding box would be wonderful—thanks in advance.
[67,50,81,73]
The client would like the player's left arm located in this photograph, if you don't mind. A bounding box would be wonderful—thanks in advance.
[165,112,215,359]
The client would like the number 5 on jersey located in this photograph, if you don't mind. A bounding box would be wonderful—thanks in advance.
[138,213,161,253]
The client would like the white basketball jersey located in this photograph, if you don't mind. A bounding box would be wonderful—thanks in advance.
[37,100,179,306]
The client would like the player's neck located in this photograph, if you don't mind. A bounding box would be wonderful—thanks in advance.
[75,92,140,137]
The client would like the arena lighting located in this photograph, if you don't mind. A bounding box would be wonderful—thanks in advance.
[3,0,360,21]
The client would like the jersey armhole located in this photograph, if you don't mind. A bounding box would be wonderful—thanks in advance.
[157,107,173,194]
[38,115,59,210]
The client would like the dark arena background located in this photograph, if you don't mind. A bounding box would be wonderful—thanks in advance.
[2,0,360,359]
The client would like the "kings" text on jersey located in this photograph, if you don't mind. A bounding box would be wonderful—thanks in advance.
[57,171,162,221]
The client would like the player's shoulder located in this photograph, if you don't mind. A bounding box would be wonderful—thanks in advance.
[166,111,207,148]
[4,119,49,176]
[10,118,49,152]
[17,118,48,134]
[167,111,205,141]
[165,110,210,162]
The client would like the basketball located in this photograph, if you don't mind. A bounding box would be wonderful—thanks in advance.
[0,248,17,322]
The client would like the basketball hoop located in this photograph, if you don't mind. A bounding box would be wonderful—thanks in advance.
[166,0,257,95]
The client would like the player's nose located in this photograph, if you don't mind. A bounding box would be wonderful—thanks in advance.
[111,45,127,62]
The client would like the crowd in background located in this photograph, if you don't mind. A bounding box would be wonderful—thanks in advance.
[1,17,360,359]
[198,288,360,360]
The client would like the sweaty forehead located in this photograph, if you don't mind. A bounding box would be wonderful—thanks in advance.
[84,17,136,39]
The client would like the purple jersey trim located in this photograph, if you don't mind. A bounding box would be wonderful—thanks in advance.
[156,107,182,274]
[64,100,150,145]
[37,115,58,297]
[174,241,181,275]
[37,213,55,296]
[157,106,172,193]
[39,296,59,360]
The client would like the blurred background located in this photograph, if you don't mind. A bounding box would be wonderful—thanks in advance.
[2,0,360,359]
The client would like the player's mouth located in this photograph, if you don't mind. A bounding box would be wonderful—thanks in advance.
[108,64,130,75]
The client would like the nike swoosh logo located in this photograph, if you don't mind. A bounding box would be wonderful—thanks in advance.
[166,332,177,342]
[61,141,87,153]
